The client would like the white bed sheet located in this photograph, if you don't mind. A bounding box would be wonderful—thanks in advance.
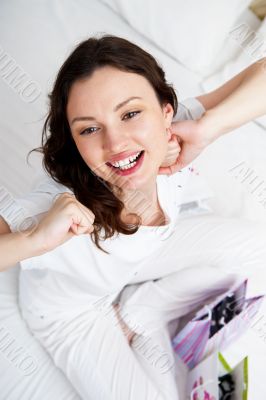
[0,1,266,399]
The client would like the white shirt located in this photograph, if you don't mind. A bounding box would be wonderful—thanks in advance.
[0,97,215,330]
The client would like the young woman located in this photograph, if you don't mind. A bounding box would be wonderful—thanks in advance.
[0,35,266,400]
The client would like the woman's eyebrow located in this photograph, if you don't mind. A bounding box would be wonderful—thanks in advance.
[113,96,142,112]
[71,96,142,126]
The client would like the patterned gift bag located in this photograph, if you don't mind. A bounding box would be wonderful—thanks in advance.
[172,279,264,369]
[187,352,248,400]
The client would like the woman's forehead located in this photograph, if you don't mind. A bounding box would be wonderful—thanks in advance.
[67,67,157,114]
[71,66,153,95]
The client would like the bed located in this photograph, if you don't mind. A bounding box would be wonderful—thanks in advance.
[1,1,266,398]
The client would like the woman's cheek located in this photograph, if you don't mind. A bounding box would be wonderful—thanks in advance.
[75,142,96,170]
[134,120,165,146]
[132,123,150,142]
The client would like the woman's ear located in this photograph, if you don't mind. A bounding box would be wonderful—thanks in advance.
[162,103,174,128]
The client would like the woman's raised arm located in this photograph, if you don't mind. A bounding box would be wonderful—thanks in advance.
[197,57,266,141]
[0,193,95,272]
[0,217,42,271]
[168,57,266,172]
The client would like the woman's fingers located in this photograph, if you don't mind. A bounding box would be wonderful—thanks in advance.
[30,192,96,253]
[70,202,95,235]
[160,134,181,169]
[78,202,95,227]
[56,193,95,233]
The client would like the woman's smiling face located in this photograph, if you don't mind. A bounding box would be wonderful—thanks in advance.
[67,65,174,193]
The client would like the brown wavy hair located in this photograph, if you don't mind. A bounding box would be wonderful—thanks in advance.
[34,34,178,254]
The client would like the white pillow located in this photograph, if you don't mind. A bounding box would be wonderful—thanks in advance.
[201,16,266,127]
[100,0,251,75]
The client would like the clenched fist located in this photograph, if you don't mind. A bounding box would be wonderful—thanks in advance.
[30,193,95,254]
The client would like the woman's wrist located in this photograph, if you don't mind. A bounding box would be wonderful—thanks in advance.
[0,230,44,271]
[197,108,228,145]
[27,227,50,257]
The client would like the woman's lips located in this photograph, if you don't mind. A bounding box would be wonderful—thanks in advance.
[107,150,142,164]
[107,150,145,176]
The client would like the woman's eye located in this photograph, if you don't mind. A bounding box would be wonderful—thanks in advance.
[80,127,98,136]
[123,111,141,120]
[79,111,141,135]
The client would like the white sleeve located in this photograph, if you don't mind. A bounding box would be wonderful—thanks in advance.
[173,97,206,122]
[0,176,72,232]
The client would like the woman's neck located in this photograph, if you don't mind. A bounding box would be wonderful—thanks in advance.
[119,182,167,226]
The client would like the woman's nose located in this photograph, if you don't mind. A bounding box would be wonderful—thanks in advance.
[103,126,130,153]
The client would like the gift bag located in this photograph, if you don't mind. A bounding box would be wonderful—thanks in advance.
[187,351,248,400]
[172,279,264,369]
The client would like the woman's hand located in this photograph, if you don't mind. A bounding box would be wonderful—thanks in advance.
[158,118,213,175]
[113,303,137,346]
[30,193,95,254]
[158,133,181,175]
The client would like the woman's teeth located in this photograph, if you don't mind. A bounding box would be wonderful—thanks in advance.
[117,160,137,170]
[111,151,142,170]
